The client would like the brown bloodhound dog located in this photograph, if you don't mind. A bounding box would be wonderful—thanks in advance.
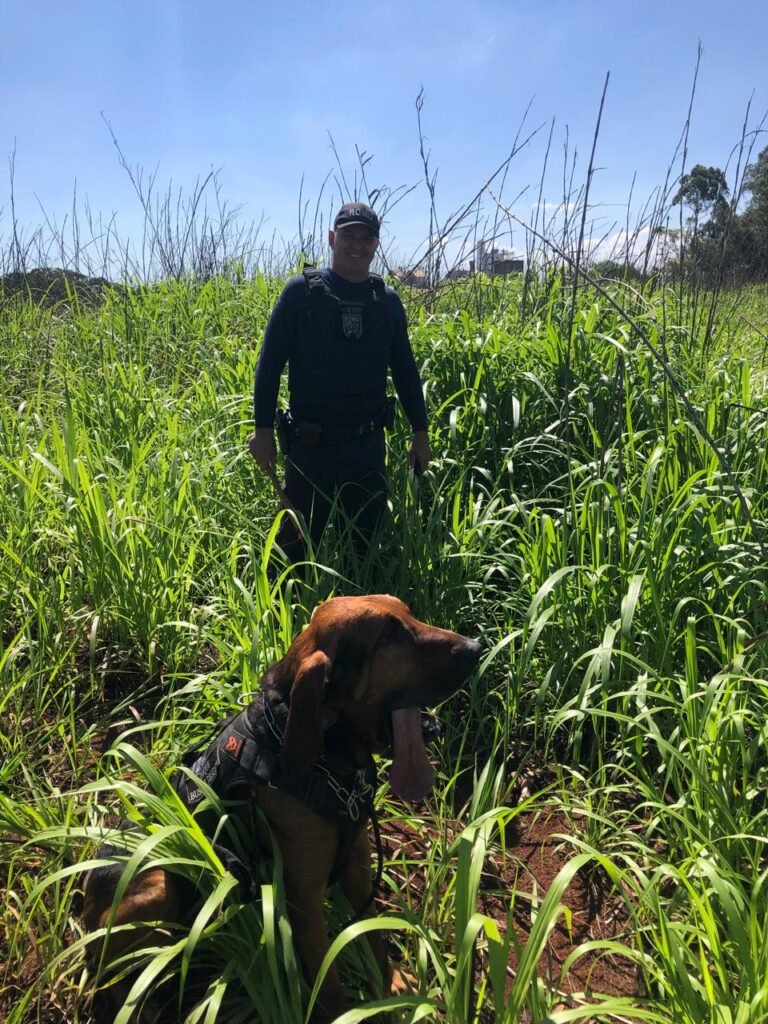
[81,594,481,1022]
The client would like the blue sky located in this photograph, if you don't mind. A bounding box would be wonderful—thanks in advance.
[1,0,766,271]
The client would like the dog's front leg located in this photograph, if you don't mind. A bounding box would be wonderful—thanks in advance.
[338,826,389,995]
[256,788,347,1023]
[283,835,349,1022]
[339,825,416,1011]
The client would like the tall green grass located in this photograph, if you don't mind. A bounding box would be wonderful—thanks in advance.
[1,270,767,1022]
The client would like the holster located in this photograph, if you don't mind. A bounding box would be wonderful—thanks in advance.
[381,395,396,431]
[276,409,292,456]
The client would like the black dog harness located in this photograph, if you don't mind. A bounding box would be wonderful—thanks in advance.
[174,693,377,823]
[172,693,379,902]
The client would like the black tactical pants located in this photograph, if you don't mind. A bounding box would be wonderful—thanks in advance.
[276,429,387,567]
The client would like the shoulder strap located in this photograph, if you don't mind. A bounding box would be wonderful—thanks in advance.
[369,272,386,302]
[302,265,328,319]
[368,272,392,332]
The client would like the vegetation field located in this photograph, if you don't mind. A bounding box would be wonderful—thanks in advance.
[1,266,768,1023]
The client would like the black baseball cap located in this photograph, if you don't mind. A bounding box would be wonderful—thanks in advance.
[333,202,380,237]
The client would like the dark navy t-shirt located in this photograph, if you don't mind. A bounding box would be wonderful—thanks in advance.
[253,267,428,430]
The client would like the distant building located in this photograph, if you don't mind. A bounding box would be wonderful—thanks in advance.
[492,256,524,276]
[474,241,524,277]
[392,266,429,289]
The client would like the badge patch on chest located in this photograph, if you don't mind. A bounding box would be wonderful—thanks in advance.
[341,303,364,340]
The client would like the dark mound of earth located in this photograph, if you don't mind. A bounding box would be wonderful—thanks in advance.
[0,267,115,308]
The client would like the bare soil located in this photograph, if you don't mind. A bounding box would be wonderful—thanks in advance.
[379,806,644,1017]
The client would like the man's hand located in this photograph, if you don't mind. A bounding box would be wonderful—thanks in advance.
[248,428,277,472]
[408,430,432,474]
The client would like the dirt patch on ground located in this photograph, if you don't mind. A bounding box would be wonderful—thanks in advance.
[379,805,644,1015]
[505,807,642,998]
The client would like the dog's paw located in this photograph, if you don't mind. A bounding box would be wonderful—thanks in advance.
[389,962,417,996]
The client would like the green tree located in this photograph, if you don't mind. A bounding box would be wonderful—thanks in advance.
[668,165,731,284]
[740,146,768,278]
[743,146,768,209]
[672,164,730,222]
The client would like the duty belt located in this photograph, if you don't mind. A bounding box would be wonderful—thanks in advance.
[280,396,396,449]
[290,416,383,447]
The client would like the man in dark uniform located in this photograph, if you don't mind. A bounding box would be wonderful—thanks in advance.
[248,202,431,566]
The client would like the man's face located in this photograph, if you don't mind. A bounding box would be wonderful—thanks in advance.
[329,224,379,281]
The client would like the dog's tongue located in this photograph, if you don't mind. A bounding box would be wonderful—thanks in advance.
[388,707,434,802]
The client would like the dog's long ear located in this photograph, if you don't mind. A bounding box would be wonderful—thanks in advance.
[279,649,332,781]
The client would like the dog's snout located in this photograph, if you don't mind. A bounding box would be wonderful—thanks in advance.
[453,638,482,667]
